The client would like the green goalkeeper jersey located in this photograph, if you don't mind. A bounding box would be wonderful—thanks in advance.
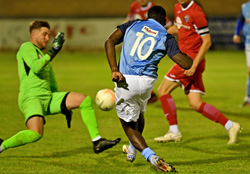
[17,42,59,102]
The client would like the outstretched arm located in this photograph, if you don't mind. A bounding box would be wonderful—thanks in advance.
[105,28,125,83]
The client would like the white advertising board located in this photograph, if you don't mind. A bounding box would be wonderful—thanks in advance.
[0,18,124,50]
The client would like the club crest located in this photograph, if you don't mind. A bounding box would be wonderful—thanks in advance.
[184,15,189,23]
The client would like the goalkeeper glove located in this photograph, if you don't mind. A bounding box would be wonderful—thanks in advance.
[47,32,65,60]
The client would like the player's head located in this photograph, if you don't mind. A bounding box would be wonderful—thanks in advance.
[148,6,166,26]
[137,0,150,7]
[29,20,50,50]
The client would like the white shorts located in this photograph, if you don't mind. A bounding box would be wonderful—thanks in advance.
[245,46,250,67]
[114,75,157,122]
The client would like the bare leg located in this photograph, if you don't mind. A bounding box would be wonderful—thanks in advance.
[27,116,44,135]
[119,113,147,152]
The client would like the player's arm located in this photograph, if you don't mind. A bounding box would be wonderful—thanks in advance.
[21,32,65,74]
[172,52,193,70]
[105,28,125,83]
[184,33,211,76]
[20,45,51,74]
[184,10,211,77]
[166,34,193,69]
[233,11,245,44]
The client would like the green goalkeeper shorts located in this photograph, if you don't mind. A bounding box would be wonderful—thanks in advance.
[19,92,68,123]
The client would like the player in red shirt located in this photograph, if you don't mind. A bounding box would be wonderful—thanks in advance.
[124,0,172,28]
[154,0,241,144]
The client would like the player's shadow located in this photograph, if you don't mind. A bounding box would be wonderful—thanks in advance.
[0,147,126,173]
[0,146,121,159]
[172,133,250,166]
[182,132,249,146]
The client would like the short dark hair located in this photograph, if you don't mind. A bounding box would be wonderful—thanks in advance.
[29,20,50,33]
[148,6,166,25]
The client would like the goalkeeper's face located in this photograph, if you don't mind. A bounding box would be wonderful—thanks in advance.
[31,27,50,50]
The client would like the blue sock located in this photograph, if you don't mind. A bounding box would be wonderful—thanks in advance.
[141,147,156,162]
[247,77,250,97]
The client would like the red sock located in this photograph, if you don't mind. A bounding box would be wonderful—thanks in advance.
[198,102,228,126]
[159,94,177,125]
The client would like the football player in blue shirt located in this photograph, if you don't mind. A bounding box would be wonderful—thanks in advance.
[233,0,250,106]
[105,6,192,172]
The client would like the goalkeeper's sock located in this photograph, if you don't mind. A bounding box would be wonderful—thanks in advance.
[79,96,101,140]
[1,130,42,151]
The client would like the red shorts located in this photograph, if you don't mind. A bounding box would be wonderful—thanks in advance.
[166,52,206,95]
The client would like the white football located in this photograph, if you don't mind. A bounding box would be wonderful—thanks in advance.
[95,89,115,111]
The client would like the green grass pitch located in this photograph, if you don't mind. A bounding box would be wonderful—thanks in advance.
[0,50,249,174]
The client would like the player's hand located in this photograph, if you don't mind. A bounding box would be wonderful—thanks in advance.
[112,71,125,83]
[184,65,196,77]
[233,35,241,44]
[48,32,65,60]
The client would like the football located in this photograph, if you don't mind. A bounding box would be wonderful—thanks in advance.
[95,89,115,111]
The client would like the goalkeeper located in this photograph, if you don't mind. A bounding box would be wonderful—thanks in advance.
[0,20,120,154]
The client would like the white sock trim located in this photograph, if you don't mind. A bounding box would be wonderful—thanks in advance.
[244,96,250,102]
[150,155,158,166]
[92,136,102,142]
[225,120,233,131]
[169,124,180,134]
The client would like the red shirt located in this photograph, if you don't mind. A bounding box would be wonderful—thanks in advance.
[128,1,172,27]
[174,1,209,55]
[128,1,154,20]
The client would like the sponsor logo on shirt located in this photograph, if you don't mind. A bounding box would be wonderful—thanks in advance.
[142,26,158,37]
